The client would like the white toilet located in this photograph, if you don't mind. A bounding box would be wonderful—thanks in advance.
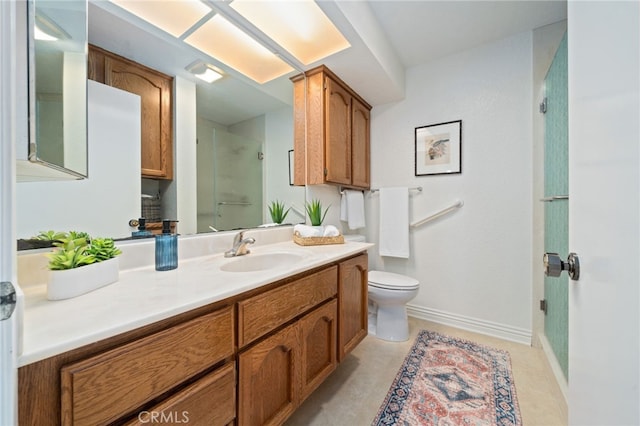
[368,271,419,341]
[344,235,420,342]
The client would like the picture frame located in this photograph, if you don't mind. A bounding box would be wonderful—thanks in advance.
[414,120,462,176]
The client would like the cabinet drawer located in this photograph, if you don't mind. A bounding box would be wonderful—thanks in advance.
[238,266,338,347]
[61,306,234,425]
[124,362,236,426]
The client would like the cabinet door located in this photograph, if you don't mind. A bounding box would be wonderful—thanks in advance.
[338,254,368,361]
[299,300,337,401]
[105,56,173,179]
[351,98,370,189]
[238,323,301,426]
[124,363,236,426]
[324,77,351,186]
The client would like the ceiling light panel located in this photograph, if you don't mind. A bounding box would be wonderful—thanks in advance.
[110,0,212,38]
[186,61,224,83]
[184,15,294,84]
[229,0,350,65]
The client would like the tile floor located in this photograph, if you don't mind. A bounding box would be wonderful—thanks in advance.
[286,317,567,426]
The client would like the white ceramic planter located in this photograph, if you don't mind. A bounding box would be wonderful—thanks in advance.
[47,257,120,301]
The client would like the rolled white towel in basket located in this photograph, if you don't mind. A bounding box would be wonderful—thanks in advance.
[293,224,323,237]
[323,225,340,237]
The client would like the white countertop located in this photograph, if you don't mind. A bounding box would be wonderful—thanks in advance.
[18,239,372,367]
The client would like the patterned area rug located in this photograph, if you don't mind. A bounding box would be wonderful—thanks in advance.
[372,330,522,426]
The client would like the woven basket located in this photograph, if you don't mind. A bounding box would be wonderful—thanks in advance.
[293,232,344,246]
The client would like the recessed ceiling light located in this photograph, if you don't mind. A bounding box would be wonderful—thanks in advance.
[186,61,224,84]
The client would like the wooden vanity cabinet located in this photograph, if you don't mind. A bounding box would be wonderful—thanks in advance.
[18,304,235,426]
[292,65,371,190]
[238,299,338,426]
[60,306,234,425]
[88,45,173,180]
[338,254,369,360]
[237,267,338,426]
[18,254,368,426]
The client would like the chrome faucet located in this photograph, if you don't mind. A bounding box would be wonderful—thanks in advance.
[224,231,256,257]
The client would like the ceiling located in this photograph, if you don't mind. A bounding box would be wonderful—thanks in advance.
[368,1,567,68]
[88,0,567,124]
[321,0,567,104]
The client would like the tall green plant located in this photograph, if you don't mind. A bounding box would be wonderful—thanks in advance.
[305,199,330,226]
[268,200,290,224]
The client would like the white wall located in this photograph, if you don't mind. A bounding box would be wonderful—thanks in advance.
[265,107,306,224]
[368,31,534,343]
[16,81,140,239]
[173,76,197,235]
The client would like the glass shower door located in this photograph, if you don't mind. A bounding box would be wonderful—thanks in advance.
[543,32,568,380]
[212,129,263,231]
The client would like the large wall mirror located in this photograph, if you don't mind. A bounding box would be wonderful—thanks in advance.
[28,0,88,177]
[17,0,306,242]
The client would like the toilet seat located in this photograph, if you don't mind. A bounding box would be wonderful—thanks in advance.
[368,270,419,291]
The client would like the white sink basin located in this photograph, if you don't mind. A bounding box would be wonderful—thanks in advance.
[219,252,305,273]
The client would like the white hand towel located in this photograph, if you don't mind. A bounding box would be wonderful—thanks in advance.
[379,187,409,258]
[340,190,366,230]
[340,193,348,222]
[294,224,323,237]
[323,225,340,237]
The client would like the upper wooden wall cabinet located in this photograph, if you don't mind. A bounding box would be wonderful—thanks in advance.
[88,45,173,180]
[292,65,371,190]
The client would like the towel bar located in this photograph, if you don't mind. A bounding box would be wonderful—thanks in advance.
[339,186,423,195]
[370,186,422,193]
[411,200,463,228]
[217,201,252,206]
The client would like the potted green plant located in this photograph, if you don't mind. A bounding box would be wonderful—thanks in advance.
[268,200,290,224]
[46,231,122,300]
[305,199,330,227]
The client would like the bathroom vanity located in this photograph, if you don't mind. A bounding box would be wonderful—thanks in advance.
[17,232,371,425]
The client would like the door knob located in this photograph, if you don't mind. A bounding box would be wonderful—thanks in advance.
[543,252,580,281]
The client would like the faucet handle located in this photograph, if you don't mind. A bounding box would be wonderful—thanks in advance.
[233,231,245,245]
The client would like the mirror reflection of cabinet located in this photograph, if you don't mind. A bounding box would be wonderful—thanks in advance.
[89,45,174,180]
[25,0,88,179]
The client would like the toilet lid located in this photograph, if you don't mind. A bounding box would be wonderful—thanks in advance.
[368,270,419,290]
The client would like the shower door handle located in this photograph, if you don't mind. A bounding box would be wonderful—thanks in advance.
[543,252,580,281]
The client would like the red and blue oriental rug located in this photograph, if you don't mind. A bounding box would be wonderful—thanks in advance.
[372,330,522,426]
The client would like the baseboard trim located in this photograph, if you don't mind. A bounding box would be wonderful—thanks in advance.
[406,304,532,345]
[538,333,569,403]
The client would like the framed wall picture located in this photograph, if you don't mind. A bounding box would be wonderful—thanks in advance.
[415,120,462,176]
